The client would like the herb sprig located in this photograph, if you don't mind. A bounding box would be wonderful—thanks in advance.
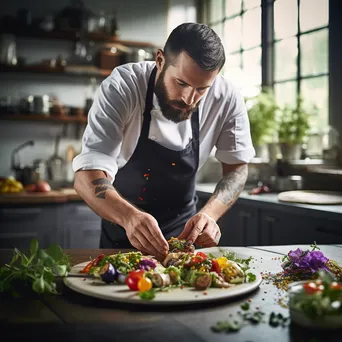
[0,239,71,297]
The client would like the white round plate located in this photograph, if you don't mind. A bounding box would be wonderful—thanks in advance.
[63,247,262,305]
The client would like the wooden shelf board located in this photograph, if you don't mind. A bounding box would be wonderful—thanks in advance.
[0,114,87,123]
[0,64,112,78]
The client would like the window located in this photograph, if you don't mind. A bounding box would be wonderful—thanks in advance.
[207,0,329,131]
[209,0,262,97]
[273,0,329,130]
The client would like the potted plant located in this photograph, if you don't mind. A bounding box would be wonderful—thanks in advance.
[277,96,311,161]
[246,89,279,159]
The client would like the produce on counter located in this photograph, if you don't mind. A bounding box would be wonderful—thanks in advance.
[0,177,23,194]
[79,239,256,300]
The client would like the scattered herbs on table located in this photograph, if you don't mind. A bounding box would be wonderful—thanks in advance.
[211,302,289,333]
[0,238,71,297]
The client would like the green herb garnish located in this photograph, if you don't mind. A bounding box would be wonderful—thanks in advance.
[0,239,71,297]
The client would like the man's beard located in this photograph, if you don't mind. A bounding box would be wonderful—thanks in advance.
[154,68,199,123]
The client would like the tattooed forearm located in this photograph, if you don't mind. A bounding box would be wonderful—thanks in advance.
[212,164,248,206]
[91,178,114,199]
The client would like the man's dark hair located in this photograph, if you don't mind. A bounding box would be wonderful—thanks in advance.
[163,22,225,71]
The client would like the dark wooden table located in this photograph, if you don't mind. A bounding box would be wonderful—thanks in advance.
[1,245,342,342]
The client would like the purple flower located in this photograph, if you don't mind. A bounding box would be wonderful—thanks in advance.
[288,248,304,261]
[284,249,329,273]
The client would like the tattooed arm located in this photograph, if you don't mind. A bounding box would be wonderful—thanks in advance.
[177,162,248,245]
[74,170,169,257]
[199,162,248,220]
[74,170,140,227]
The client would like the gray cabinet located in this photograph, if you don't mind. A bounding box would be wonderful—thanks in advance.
[196,190,342,247]
[260,209,342,245]
[0,205,60,249]
[218,203,259,246]
[63,203,102,248]
[0,202,102,249]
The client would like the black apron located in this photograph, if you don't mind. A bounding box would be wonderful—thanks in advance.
[100,67,199,248]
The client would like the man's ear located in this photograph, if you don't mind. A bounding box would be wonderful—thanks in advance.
[155,49,165,70]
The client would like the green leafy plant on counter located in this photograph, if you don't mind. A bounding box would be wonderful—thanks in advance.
[0,239,71,297]
[277,95,312,145]
[245,88,279,146]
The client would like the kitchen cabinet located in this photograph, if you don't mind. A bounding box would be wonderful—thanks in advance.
[196,190,342,246]
[63,203,102,248]
[0,202,101,249]
[259,209,342,245]
[0,205,60,249]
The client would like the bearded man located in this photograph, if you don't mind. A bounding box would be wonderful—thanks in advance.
[73,23,255,259]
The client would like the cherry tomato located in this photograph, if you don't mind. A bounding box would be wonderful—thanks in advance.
[330,282,342,290]
[138,277,153,292]
[303,282,320,294]
[125,270,145,291]
[196,252,208,259]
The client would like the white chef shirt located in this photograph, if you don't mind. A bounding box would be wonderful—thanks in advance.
[72,61,255,182]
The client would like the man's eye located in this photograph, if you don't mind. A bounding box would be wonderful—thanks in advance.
[177,81,187,87]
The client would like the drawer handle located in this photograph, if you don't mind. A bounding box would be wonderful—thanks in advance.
[316,227,342,237]
[265,216,277,223]
[239,211,251,218]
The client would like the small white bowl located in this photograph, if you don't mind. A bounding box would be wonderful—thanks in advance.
[288,280,342,330]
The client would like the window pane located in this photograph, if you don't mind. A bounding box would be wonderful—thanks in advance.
[244,0,261,10]
[224,16,242,53]
[274,37,298,81]
[242,7,261,49]
[274,0,298,40]
[225,0,242,17]
[242,47,262,86]
[300,0,329,32]
[301,76,329,130]
[210,0,224,23]
[301,29,328,77]
[224,53,243,87]
[274,81,297,108]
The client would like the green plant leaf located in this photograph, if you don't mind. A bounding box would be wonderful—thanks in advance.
[46,244,63,262]
[29,239,39,256]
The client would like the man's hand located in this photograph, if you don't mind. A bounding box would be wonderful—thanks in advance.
[123,211,169,259]
[177,213,221,247]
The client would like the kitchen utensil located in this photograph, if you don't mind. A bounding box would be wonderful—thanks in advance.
[11,140,36,185]
[47,135,65,182]
[269,175,303,192]
[278,190,342,205]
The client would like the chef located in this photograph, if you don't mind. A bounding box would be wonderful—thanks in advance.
[72,22,255,260]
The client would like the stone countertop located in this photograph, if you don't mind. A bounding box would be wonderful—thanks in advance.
[1,184,342,217]
[196,183,342,216]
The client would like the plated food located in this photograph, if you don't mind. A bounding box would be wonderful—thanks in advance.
[288,271,342,329]
[64,239,261,303]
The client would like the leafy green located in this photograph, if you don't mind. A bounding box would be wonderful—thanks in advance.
[0,239,71,297]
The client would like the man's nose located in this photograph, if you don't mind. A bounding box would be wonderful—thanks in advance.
[182,88,196,106]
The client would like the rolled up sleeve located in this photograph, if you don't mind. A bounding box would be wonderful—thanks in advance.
[72,77,129,182]
[215,86,255,164]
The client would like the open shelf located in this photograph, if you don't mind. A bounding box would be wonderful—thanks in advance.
[1,27,157,48]
[0,64,112,78]
[0,114,87,123]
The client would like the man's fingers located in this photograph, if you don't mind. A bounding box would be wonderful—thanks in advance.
[145,219,169,254]
[177,219,194,241]
[134,232,164,259]
[186,217,208,243]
